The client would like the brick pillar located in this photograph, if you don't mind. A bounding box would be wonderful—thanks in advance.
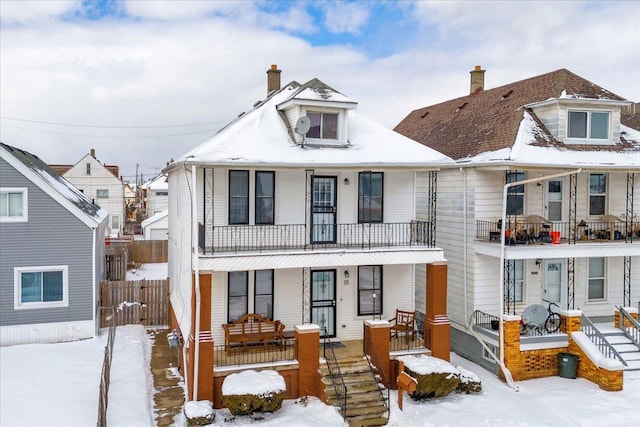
[502,315,522,381]
[424,262,450,361]
[561,310,582,334]
[364,320,391,388]
[295,324,321,398]
[187,273,214,402]
[614,307,638,328]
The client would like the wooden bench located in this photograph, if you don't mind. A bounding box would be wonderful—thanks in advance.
[222,313,285,353]
[389,309,416,342]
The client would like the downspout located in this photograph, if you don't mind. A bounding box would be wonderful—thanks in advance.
[191,164,201,401]
[497,168,581,386]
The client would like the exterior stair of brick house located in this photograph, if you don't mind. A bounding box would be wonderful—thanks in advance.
[597,325,640,371]
[319,356,389,427]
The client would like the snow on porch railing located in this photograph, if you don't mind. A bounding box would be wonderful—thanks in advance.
[200,221,433,254]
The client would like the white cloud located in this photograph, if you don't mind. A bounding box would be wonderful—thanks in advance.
[123,0,250,21]
[321,1,370,34]
[0,0,80,24]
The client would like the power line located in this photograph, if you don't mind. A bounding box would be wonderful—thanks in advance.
[1,115,230,129]
[1,123,221,138]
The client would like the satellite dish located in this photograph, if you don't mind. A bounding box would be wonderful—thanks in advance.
[294,116,311,135]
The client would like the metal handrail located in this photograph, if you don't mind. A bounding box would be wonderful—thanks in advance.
[364,328,390,419]
[202,221,433,254]
[322,331,347,419]
[616,306,640,350]
[581,313,627,366]
[97,307,116,427]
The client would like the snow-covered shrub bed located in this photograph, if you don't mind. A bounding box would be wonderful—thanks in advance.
[221,370,286,416]
[184,400,215,426]
[398,355,481,399]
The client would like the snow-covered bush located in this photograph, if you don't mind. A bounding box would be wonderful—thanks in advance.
[183,400,215,426]
[398,355,481,399]
[221,370,286,416]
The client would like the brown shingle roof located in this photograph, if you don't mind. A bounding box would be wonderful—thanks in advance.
[394,69,629,160]
[622,103,640,129]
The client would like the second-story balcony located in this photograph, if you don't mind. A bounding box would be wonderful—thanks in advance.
[476,218,639,245]
[199,221,433,255]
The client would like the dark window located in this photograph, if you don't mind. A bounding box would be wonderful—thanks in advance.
[228,271,248,322]
[86,163,91,175]
[20,270,63,303]
[254,270,274,320]
[588,258,605,300]
[358,172,383,223]
[506,171,525,215]
[307,112,338,139]
[589,173,606,216]
[358,266,382,316]
[569,111,609,139]
[255,171,274,224]
[229,170,249,224]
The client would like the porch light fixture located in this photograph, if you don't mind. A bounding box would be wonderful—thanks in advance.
[344,270,349,278]
[535,259,542,266]
[344,178,350,185]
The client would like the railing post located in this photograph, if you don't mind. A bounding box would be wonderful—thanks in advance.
[294,324,321,398]
[501,315,522,381]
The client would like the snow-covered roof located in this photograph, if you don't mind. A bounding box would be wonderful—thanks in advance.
[140,173,168,190]
[458,111,640,168]
[141,209,168,228]
[168,80,453,169]
[1,143,108,226]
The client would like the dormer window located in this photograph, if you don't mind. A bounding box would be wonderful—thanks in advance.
[568,111,609,140]
[308,112,338,140]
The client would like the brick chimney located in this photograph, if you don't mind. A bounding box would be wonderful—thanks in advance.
[266,64,281,94]
[470,65,485,94]
[90,148,96,158]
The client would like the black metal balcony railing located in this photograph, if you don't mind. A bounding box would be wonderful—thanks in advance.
[199,221,433,254]
[471,310,567,337]
[476,219,634,244]
[214,337,296,367]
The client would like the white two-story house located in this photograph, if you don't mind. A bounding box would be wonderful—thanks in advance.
[395,67,640,373]
[59,149,125,237]
[166,66,454,401]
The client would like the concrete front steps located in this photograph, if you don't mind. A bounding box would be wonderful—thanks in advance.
[597,325,640,371]
[320,356,389,427]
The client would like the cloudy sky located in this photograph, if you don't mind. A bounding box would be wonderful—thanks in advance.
[1,0,638,183]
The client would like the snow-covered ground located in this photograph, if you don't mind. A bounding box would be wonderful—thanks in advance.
[2,324,639,427]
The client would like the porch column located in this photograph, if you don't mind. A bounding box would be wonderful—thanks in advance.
[424,262,450,361]
[187,273,214,402]
[295,324,321,398]
[364,320,391,388]
[502,315,522,381]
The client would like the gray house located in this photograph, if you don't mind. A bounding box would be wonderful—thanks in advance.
[0,143,108,346]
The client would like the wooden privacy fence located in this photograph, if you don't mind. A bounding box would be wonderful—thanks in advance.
[100,279,169,327]
[129,240,168,263]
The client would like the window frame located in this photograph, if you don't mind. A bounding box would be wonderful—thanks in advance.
[86,163,91,175]
[96,189,109,199]
[255,171,275,225]
[228,170,249,225]
[0,187,28,223]
[254,270,274,320]
[588,173,607,216]
[227,271,248,323]
[358,172,384,223]
[587,258,606,301]
[567,110,610,141]
[357,265,383,316]
[306,111,339,141]
[14,265,69,310]
[506,171,525,216]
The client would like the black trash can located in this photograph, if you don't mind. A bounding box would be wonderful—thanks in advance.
[557,352,579,379]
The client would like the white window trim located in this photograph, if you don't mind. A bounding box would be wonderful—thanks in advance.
[302,108,343,145]
[586,258,607,302]
[565,109,613,145]
[588,173,607,218]
[0,187,28,223]
[14,265,69,310]
[96,189,109,199]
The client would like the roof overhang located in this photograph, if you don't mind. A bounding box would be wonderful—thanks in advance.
[525,98,631,109]
[277,98,357,111]
[198,247,446,272]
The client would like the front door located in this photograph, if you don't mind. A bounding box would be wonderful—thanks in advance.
[311,176,337,244]
[546,179,564,222]
[543,259,564,307]
[311,270,336,337]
